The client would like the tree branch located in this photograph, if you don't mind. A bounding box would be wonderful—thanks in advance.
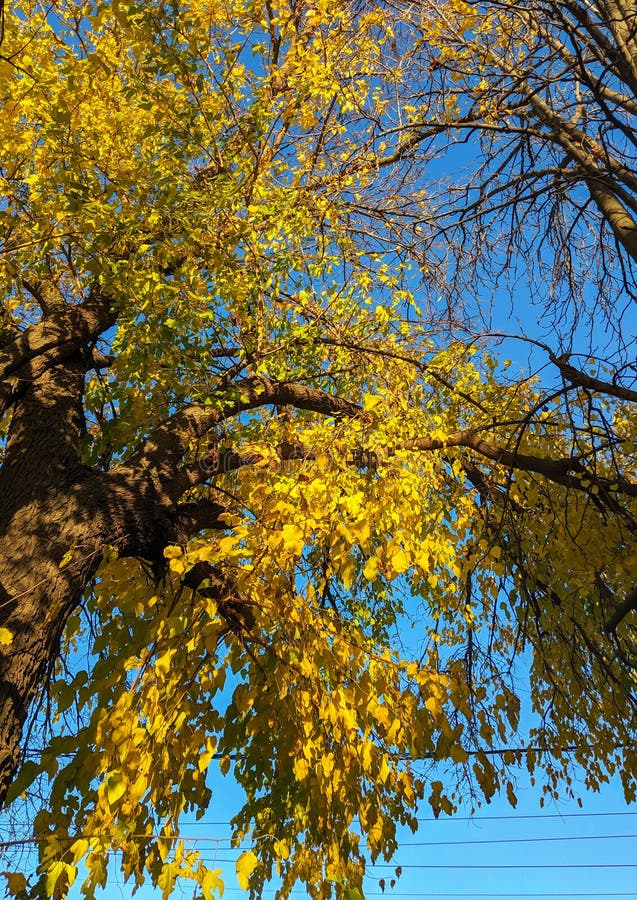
[548,352,637,403]
[174,498,229,538]
[0,291,117,416]
[125,376,369,489]
[604,585,637,633]
[585,176,637,264]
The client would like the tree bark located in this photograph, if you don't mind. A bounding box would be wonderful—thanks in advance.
[0,311,179,803]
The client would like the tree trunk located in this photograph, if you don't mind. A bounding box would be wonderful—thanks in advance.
[0,349,177,804]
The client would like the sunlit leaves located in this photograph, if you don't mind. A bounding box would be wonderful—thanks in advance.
[236,851,259,890]
[3,0,637,899]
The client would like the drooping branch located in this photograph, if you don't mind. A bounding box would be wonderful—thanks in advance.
[182,561,256,635]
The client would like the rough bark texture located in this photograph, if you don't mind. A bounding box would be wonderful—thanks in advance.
[0,292,185,804]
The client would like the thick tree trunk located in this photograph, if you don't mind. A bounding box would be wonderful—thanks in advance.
[0,345,178,804]
[0,474,180,803]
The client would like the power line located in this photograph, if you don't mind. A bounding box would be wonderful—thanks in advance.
[4,816,637,853]
[366,864,637,870]
[4,829,637,853]
[410,810,637,823]
[219,893,637,898]
[202,833,637,850]
[208,860,637,869]
[172,810,637,827]
[220,894,637,898]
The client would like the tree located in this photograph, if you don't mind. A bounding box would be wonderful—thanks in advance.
[0,0,636,897]
[384,0,637,345]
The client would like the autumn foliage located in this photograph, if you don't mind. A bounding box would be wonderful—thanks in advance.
[0,0,636,898]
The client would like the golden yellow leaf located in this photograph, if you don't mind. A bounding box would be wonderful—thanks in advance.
[293,758,309,781]
[59,548,74,569]
[163,546,182,559]
[155,648,176,677]
[363,556,379,580]
[362,393,383,411]
[236,850,259,890]
[104,771,127,807]
[281,523,305,556]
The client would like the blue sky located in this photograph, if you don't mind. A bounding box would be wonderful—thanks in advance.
[53,765,637,899]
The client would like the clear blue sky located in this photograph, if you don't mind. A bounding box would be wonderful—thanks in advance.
[56,766,637,899]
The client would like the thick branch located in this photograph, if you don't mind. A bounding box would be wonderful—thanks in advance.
[174,499,229,538]
[585,176,637,264]
[403,430,637,498]
[125,376,368,491]
[605,585,637,633]
[0,291,117,416]
[549,352,637,403]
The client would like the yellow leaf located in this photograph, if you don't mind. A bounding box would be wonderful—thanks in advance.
[70,839,89,864]
[236,850,259,890]
[363,556,378,581]
[163,545,182,559]
[425,696,442,719]
[389,544,410,574]
[321,753,335,778]
[450,743,469,764]
[361,741,374,772]
[340,554,356,590]
[155,648,176,677]
[0,628,13,646]
[105,770,127,807]
[350,517,371,545]
[281,523,304,556]
[169,557,186,575]
[45,860,77,898]
[2,871,28,895]
[386,717,401,742]
[293,758,309,781]
[59,548,74,569]
[198,737,217,773]
[362,393,382,411]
